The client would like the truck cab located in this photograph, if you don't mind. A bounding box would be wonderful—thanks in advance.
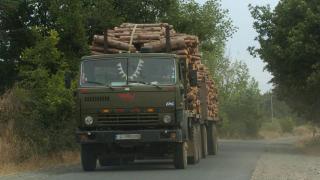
[75,53,218,171]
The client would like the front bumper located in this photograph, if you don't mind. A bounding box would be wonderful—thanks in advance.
[76,129,183,144]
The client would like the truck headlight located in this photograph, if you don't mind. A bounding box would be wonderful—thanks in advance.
[163,115,172,124]
[84,116,94,125]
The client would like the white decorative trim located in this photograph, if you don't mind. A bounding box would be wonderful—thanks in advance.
[117,59,144,80]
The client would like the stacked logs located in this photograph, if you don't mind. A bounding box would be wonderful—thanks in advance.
[90,23,218,120]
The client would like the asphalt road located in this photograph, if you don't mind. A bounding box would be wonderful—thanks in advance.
[0,140,267,180]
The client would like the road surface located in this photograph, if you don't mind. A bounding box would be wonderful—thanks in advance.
[0,140,268,180]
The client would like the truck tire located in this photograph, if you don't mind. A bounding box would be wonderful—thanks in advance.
[207,122,218,155]
[81,144,97,171]
[174,142,187,169]
[188,125,200,164]
[99,158,121,166]
[201,124,208,158]
[122,157,135,165]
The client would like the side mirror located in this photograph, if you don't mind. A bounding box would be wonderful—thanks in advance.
[64,71,72,89]
[189,70,198,87]
[179,83,185,95]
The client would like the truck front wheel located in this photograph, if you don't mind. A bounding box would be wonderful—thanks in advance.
[99,158,121,166]
[81,144,97,171]
[174,142,187,169]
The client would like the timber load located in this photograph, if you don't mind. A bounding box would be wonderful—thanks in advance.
[90,23,219,121]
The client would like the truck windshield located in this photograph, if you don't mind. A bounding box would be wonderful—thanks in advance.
[80,57,176,87]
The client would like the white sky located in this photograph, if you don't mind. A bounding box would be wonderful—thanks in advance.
[197,0,279,93]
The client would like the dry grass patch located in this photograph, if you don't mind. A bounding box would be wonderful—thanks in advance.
[294,125,320,156]
[293,125,314,136]
[258,130,282,139]
[0,89,80,175]
[0,149,79,175]
[296,135,320,156]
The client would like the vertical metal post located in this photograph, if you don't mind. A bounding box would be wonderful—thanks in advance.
[165,25,171,52]
[104,29,108,54]
[271,92,274,123]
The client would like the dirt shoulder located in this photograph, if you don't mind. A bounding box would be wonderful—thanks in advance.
[251,136,320,180]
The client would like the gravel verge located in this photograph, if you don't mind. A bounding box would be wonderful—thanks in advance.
[251,137,320,180]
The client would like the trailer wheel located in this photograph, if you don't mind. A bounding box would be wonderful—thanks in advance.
[207,122,218,155]
[188,125,200,164]
[174,142,187,169]
[81,144,97,171]
[196,125,202,160]
[201,124,208,158]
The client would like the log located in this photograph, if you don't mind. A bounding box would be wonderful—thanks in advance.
[93,35,136,51]
[90,46,125,54]
[91,51,104,55]
[120,23,170,28]
[115,27,164,32]
[173,49,188,55]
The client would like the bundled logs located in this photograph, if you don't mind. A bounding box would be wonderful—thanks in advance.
[90,23,218,120]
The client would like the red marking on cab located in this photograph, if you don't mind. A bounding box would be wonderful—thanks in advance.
[131,108,141,113]
[79,88,89,94]
[117,93,136,102]
[116,109,125,113]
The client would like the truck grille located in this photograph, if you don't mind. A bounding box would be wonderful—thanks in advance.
[84,96,109,102]
[96,113,159,126]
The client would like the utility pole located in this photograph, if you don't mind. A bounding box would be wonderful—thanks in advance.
[271,91,274,123]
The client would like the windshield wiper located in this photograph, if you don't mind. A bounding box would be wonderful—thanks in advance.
[85,81,114,90]
[86,81,105,85]
[128,80,148,85]
[128,80,161,89]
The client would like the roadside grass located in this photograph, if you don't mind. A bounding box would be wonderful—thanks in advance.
[258,118,313,140]
[295,134,320,156]
[0,131,79,175]
[0,90,80,175]
[258,121,283,139]
[0,138,79,176]
[290,124,320,156]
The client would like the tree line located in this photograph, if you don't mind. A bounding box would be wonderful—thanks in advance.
[0,0,240,158]
[0,0,303,160]
[249,0,320,124]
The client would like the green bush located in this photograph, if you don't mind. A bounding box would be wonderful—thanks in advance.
[260,120,282,133]
[4,29,78,158]
[279,117,295,133]
[15,70,76,156]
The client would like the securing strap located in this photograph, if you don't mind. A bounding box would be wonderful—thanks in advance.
[128,24,137,53]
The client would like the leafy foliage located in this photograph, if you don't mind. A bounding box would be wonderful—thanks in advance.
[249,0,320,122]
[204,52,263,137]
[0,0,235,93]
[14,30,76,155]
[0,0,247,156]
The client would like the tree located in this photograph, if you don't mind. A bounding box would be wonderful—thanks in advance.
[0,0,89,92]
[167,0,236,55]
[82,0,123,41]
[113,0,179,23]
[16,30,75,155]
[249,0,320,123]
[205,52,263,137]
[0,0,36,93]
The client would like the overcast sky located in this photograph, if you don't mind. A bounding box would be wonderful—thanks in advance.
[197,0,279,93]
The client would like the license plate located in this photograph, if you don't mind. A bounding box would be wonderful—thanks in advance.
[115,134,141,140]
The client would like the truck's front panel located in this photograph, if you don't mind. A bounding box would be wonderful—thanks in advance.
[76,54,184,159]
[79,86,177,129]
